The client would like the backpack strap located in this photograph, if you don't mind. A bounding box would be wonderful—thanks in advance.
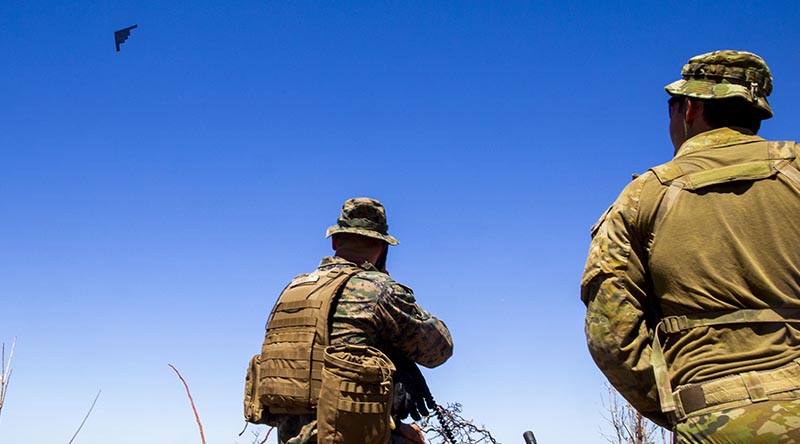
[651,141,798,233]
[315,267,364,346]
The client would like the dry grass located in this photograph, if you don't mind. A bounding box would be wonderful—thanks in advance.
[0,337,16,420]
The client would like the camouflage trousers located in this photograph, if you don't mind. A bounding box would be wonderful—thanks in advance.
[673,395,800,444]
[283,429,418,444]
[283,428,417,444]
[279,416,418,444]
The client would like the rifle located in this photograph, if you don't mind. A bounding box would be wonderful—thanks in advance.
[392,356,456,444]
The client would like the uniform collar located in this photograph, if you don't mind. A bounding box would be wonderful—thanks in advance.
[675,127,765,158]
[319,255,377,271]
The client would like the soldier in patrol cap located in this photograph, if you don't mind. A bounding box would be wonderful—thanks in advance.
[246,197,453,444]
[581,50,800,443]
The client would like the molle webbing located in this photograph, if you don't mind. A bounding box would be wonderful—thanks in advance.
[651,141,800,231]
[259,266,362,414]
[316,345,395,444]
[652,308,800,420]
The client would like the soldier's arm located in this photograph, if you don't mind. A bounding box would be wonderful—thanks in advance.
[378,281,453,369]
[580,176,669,427]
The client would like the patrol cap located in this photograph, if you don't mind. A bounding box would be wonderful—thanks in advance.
[665,50,773,119]
[325,197,399,246]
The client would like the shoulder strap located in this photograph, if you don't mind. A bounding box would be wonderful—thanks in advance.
[651,141,798,233]
[681,161,775,189]
[315,267,363,345]
[771,141,800,188]
[269,266,363,344]
[650,162,684,184]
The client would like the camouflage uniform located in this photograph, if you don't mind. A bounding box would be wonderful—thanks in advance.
[581,51,800,443]
[275,198,453,444]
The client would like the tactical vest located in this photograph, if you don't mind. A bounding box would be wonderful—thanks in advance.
[646,140,800,421]
[244,266,362,424]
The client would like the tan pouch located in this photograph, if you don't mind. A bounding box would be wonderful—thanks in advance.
[317,345,395,444]
[243,354,276,425]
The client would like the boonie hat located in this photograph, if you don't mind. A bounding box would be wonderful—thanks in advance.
[325,198,399,246]
[665,50,773,119]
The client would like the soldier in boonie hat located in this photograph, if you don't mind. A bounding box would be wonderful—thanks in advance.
[246,196,453,444]
[325,197,399,246]
[582,49,800,444]
[665,49,773,119]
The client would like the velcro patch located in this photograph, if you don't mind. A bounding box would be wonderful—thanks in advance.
[291,274,320,287]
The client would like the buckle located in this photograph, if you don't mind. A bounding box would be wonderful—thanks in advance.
[750,82,760,100]
[662,316,689,334]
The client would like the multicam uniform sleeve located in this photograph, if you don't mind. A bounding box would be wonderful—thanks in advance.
[580,175,668,427]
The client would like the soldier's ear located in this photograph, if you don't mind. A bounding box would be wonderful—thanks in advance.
[331,235,339,251]
[685,98,704,125]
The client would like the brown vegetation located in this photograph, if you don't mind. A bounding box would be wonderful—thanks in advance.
[421,402,498,444]
[602,383,669,444]
[0,337,16,420]
[170,363,207,444]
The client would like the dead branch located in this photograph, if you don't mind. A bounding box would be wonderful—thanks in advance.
[254,426,273,444]
[601,383,669,444]
[237,425,274,444]
[259,427,274,444]
[0,337,16,420]
[67,390,101,444]
[421,402,499,444]
[169,364,206,444]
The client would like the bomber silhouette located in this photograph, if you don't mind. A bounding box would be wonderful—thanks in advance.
[114,25,138,52]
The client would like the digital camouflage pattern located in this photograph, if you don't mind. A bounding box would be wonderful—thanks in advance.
[665,50,774,119]
[278,256,453,444]
[582,127,800,433]
[326,198,400,246]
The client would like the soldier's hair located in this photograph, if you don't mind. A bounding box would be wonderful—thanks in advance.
[700,97,762,133]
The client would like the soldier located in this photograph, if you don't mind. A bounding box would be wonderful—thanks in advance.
[246,197,453,444]
[581,50,800,443]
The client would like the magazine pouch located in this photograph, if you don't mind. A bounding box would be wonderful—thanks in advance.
[317,344,395,444]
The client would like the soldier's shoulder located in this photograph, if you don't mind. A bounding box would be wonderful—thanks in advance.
[591,169,657,236]
[281,269,320,288]
[352,271,412,294]
[612,167,661,203]
[352,270,393,286]
[645,160,683,185]
[284,260,356,287]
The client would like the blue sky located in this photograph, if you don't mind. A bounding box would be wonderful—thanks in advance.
[2,1,799,443]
